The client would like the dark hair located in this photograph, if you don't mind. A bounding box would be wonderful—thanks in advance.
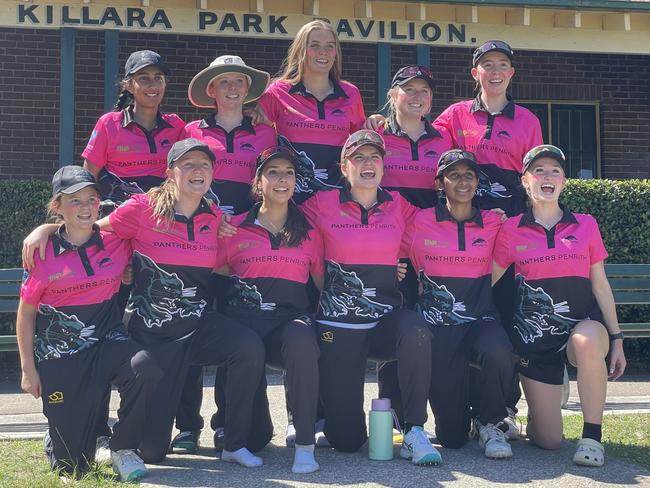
[281,201,312,247]
[113,88,134,111]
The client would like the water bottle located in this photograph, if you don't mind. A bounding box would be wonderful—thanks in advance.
[368,398,394,460]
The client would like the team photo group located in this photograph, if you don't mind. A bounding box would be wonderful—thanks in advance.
[15,18,627,483]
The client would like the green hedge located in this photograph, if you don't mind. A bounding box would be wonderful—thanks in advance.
[0,178,649,369]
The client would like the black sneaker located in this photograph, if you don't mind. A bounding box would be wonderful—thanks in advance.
[213,427,225,452]
[169,430,200,454]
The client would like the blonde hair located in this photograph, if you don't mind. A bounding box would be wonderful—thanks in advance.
[147,179,177,226]
[380,82,432,121]
[46,195,64,223]
[277,20,342,83]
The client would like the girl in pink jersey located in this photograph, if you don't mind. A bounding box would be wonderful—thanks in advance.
[402,149,518,459]
[299,130,441,465]
[255,20,366,201]
[17,166,161,482]
[211,146,324,473]
[493,145,626,466]
[83,50,185,212]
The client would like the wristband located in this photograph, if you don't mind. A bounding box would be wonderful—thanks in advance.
[608,332,624,342]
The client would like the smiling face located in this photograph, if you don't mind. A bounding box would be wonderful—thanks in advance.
[256,158,296,205]
[471,51,514,97]
[206,72,250,110]
[391,78,432,119]
[304,28,337,76]
[438,161,478,205]
[521,157,566,204]
[52,186,100,232]
[341,145,384,190]
[126,66,166,110]
[168,150,213,200]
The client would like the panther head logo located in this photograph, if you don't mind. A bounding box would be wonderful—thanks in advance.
[229,277,276,311]
[277,136,339,197]
[475,170,510,199]
[35,304,98,361]
[415,271,474,326]
[513,274,578,344]
[319,261,393,319]
[127,252,207,328]
[97,169,144,205]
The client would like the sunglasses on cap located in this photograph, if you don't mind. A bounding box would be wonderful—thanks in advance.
[392,65,434,87]
[522,144,566,173]
[255,146,299,174]
[472,40,514,66]
[436,149,479,177]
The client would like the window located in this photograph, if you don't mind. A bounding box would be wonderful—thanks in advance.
[519,102,600,179]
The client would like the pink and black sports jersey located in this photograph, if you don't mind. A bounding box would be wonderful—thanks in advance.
[402,205,501,326]
[301,187,417,329]
[182,116,276,214]
[215,203,324,317]
[379,117,454,209]
[20,227,130,362]
[83,106,185,204]
[108,194,222,344]
[435,96,543,216]
[494,208,608,353]
[257,79,365,200]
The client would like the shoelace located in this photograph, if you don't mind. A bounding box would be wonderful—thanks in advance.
[411,429,432,450]
[484,425,508,443]
[117,450,143,469]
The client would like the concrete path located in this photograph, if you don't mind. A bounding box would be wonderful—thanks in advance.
[1,374,649,487]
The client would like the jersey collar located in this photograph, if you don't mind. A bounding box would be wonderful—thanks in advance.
[52,224,104,256]
[241,201,262,227]
[198,115,256,134]
[470,95,516,119]
[435,203,484,228]
[289,79,349,100]
[383,115,442,141]
[338,184,393,206]
[518,206,578,228]
[173,198,219,223]
[121,105,173,129]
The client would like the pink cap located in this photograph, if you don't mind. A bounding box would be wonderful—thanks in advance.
[371,398,391,411]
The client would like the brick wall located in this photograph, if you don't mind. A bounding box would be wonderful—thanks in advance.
[0,27,649,179]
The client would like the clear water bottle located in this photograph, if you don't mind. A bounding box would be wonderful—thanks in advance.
[368,398,394,460]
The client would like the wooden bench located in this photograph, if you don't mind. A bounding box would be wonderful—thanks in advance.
[1,264,649,352]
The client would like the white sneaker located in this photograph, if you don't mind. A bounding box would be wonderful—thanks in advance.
[314,418,330,448]
[286,423,296,448]
[111,449,148,482]
[292,444,319,474]
[503,407,520,441]
[221,447,263,468]
[400,426,442,466]
[477,421,513,459]
[94,436,112,466]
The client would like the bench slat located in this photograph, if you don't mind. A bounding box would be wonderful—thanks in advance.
[0,299,19,313]
[605,264,650,278]
[0,283,21,297]
[611,291,650,304]
[608,278,650,291]
[0,268,24,282]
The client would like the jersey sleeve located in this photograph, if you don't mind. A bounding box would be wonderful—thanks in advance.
[108,196,144,240]
[82,115,110,168]
[588,216,609,264]
[307,227,325,278]
[527,111,544,153]
[433,105,458,146]
[400,217,417,260]
[398,193,419,222]
[493,222,514,269]
[256,84,281,124]
[349,86,366,132]
[299,194,321,226]
[19,259,47,307]
[213,236,230,271]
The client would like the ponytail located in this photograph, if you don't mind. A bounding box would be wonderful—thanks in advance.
[147,180,177,226]
[280,200,311,248]
[113,89,134,111]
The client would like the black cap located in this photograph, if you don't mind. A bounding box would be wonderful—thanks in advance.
[52,166,98,197]
[167,138,215,167]
[391,65,434,90]
[472,40,514,67]
[436,149,479,178]
[522,144,566,174]
[125,50,170,76]
[341,130,386,161]
[255,146,300,176]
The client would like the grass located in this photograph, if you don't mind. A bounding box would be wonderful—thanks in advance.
[0,439,129,488]
[0,415,648,485]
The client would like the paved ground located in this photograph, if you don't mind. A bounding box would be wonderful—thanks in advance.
[1,373,649,487]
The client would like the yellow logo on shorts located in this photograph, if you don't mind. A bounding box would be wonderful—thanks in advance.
[519,358,529,368]
[48,391,64,404]
[321,331,334,343]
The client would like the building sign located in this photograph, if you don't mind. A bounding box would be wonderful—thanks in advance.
[13,4,474,45]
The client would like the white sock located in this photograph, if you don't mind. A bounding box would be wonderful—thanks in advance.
[292,444,319,474]
[221,447,263,468]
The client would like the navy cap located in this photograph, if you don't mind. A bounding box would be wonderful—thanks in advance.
[52,166,98,197]
[125,50,170,76]
[522,144,566,174]
[391,65,434,90]
[436,149,479,178]
[472,40,514,67]
[167,138,215,167]
[255,146,300,176]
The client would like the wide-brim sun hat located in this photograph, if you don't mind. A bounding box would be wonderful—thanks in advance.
[188,55,270,108]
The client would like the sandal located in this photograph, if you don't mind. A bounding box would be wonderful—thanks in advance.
[573,438,605,467]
